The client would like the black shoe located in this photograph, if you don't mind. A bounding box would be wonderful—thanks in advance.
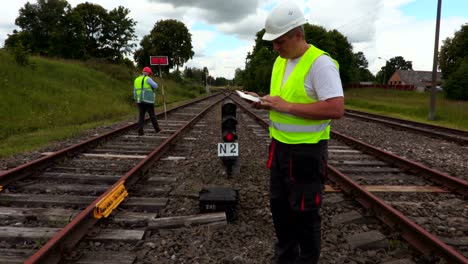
[154,127,161,133]
[138,130,144,136]
[273,242,299,264]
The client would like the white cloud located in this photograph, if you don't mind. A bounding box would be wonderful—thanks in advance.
[190,30,217,58]
[0,2,25,34]
[150,0,261,23]
[0,0,467,79]
[367,8,466,74]
[186,42,254,79]
[216,11,266,40]
[307,0,383,43]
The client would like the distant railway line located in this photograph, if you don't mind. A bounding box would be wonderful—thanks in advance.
[345,109,468,145]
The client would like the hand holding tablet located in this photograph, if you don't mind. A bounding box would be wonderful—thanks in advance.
[236,90,261,103]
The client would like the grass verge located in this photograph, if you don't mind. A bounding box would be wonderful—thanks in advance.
[344,88,468,131]
[0,50,205,158]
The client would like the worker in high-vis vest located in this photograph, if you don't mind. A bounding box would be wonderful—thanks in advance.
[246,2,344,264]
[133,66,161,136]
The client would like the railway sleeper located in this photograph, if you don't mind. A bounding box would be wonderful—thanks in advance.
[0,226,144,243]
[0,193,167,212]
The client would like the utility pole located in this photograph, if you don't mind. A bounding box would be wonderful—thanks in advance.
[429,0,442,121]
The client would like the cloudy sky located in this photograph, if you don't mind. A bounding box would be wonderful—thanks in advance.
[1,0,467,79]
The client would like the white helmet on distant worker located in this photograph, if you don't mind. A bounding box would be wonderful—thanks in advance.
[262,1,307,41]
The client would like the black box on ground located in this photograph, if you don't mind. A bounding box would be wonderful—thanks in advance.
[199,187,239,222]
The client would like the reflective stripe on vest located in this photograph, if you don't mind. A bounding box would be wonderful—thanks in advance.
[270,121,330,133]
[133,75,153,102]
[269,44,339,144]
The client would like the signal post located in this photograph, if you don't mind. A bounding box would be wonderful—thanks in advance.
[150,56,168,120]
[217,99,240,177]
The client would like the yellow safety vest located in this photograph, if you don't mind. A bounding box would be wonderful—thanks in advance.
[133,75,154,103]
[269,45,339,144]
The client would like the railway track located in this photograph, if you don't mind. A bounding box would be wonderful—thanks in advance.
[0,93,225,263]
[344,109,468,145]
[233,94,468,263]
[0,91,466,263]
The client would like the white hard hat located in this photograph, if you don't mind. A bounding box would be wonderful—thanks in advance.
[262,1,307,41]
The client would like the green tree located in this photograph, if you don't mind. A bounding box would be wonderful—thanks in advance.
[183,67,205,84]
[358,68,375,82]
[438,24,468,100]
[202,67,209,86]
[8,42,31,66]
[12,0,71,56]
[304,25,330,50]
[133,36,152,71]
[169,68,183,81]
[303,25,357,84]
[323,29,355,84]
[353,52,374,82]
[376,56,413,84]
[233,68,244,86]
[4,30,34,53]
[244,47,276,93]
[444,57,468,100]
[71,2,107,58]
[101,6,136,62]
[438,24,468,79]
[207,75,215,85]
[214,77,229,86]
[243,30,276,93]
[184,67,194,79]
[52,8,86,59]
[134,19,194,74]
[6,1,136,62]
[354,51,368,68]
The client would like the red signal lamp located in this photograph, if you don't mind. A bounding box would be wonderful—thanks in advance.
[223,132,237,142]
[226,133,234,142]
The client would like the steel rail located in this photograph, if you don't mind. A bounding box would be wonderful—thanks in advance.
[345,109,468,145]
[0,93,221,188]
[327,166,468,264]
[232,96,468,263]
[25,95,226,264]
[331,130,468,196]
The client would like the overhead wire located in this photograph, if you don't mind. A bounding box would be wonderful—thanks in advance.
[334,1,384,38]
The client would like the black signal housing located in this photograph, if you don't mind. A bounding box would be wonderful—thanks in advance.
[221,100,237,142]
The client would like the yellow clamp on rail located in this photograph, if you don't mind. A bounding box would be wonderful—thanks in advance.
[94,182,128,219]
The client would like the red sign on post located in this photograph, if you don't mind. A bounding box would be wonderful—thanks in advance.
[150,56,169,65]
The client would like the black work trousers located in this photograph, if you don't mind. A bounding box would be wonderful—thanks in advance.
[267,138,328,264]
[137,103,160,135]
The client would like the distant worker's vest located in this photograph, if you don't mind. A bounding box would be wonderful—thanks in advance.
[269,45,339,144]
[133,75,155,104]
